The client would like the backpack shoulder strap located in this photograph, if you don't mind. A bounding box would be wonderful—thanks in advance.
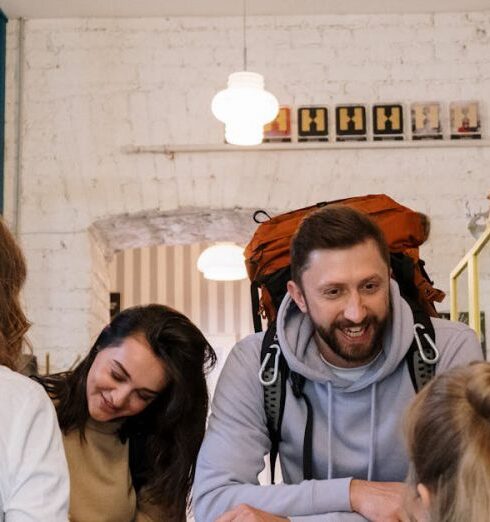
[290,372,313,480]
[259,323,314,482]
[405,302,439,392]
[251,281,263,333]
[259,323,288,484]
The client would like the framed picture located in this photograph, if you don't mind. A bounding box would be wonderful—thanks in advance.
[335,104,367,141]
[411,102,442,140]
[110,292,121,319]
[450,101,481,139]
[263,106,292,142]
[373,103,404,140]
[297,106,329,142]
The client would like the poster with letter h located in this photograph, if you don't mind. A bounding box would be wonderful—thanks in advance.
[411,102,442,140]
[335,105,367,142]
[373,104,404,141]
[297,106,329,142]
[263,106,292,142]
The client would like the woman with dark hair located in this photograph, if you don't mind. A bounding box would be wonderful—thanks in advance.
[37,303,216,521]
[0,217,69,520]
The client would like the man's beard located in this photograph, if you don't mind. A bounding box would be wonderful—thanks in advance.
[314,314,389,365]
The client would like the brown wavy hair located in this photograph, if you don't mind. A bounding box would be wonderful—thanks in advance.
[0,217,30,369]
[290,205,391,287]
[36,304,216,520]
[405,361,490,522]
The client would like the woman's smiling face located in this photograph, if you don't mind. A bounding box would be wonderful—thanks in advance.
[86,334,167,422]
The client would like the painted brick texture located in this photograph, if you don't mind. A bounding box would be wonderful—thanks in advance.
[5,12,490,369]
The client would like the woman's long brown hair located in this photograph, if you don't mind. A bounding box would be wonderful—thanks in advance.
[0,217,30,369]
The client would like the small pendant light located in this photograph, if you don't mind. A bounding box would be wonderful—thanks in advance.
[197,242,247,281]
[211,0,279,146]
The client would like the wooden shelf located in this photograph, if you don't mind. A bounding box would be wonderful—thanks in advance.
[123,140,490,158]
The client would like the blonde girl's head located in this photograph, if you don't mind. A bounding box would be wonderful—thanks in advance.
[405,361,490,522]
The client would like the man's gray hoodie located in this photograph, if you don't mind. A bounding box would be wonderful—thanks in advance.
[193,281,482,521]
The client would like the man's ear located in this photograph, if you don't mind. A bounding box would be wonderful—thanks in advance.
[417,483,431,511]
[287,280,307,314]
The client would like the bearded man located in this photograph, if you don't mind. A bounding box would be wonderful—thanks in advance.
[193,206,482,522]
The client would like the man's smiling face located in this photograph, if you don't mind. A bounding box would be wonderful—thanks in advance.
[287,238,391,368]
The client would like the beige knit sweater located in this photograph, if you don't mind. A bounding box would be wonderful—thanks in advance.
[62,419,164,522]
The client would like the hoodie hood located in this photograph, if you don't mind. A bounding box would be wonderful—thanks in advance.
[276,279,415,392]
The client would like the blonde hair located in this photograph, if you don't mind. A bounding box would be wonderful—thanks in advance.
[405,362,490,522]
[0,217,30,369]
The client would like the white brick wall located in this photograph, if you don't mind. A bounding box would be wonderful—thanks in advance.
[5,12,490,369]
[20,231,94,371]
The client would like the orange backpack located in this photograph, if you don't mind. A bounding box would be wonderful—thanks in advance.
[244,194,445,330]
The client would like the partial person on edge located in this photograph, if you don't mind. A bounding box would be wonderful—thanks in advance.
[405,361,490,522]
[0,216,69,521]
[193,206,483,522]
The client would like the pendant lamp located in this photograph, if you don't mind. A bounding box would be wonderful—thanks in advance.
[211,0,279,146]
[197,243,247,281]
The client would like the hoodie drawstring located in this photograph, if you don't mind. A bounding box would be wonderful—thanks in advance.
[327,381,333,480]
[367,382,377,481]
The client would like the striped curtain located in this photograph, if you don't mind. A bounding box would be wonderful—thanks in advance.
[109,243,255,342]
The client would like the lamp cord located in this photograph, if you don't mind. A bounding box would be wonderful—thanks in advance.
[243,0,248,71]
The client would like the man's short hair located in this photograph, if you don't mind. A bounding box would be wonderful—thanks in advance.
[290,205,391,285]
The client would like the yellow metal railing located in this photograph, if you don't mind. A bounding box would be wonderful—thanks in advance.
[450,225,490,339]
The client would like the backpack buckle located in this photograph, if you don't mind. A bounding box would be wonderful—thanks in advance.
[259,343,281,386]
[413,323,439,365]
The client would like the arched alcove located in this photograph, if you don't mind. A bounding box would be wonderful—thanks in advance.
[92,207,261,253]
[40,206,264,374]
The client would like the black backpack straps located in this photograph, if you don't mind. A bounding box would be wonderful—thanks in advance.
[259,323,314,482]
[390,252,419,303]
[259,323,288,484]
[251,280,263,333]
[290,372,313,480]
[405,302,439,392]
[390,252,439,391]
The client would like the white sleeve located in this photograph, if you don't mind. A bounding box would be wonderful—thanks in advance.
[5,387,69,522]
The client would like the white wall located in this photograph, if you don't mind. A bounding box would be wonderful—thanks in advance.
[4,12,490,369]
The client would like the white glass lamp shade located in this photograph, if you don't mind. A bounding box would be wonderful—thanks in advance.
[212,71,279,146]
[197,243,247,281]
